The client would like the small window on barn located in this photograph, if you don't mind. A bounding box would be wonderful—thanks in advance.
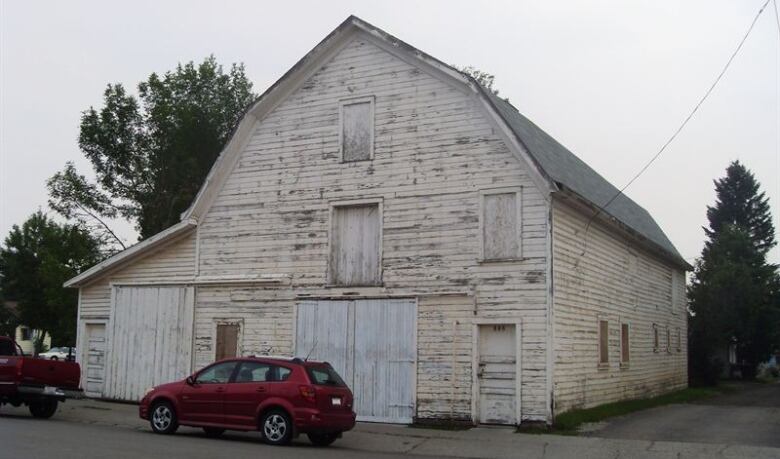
[598,320,609,365]
[653,324,659,352]
[329,202,381,286]
[666,327,672,354]
[676,327,682,352]
[481,190,521,261]
[340,97,374,162]
[620,323,630,365]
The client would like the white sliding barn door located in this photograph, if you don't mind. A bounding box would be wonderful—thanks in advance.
[105,286,194,401]
[295,299,416,423]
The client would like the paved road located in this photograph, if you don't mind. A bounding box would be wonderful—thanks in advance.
[584,382,780,448]
[0,413,445,459]
[2,387,779,459]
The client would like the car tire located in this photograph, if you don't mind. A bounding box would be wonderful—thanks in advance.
[260,409,293,446]
[50,356,58,361]
[29,399,58,419]
[307,432,340,447]
[150,401,179,435]
[203,427,225,438]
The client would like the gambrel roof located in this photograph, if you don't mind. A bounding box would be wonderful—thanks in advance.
[65,15,687,287]
[483,92,687,267]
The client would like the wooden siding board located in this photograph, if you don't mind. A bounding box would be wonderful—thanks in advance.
[551,200,687,414]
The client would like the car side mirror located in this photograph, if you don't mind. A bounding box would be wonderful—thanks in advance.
[186,376,195,386]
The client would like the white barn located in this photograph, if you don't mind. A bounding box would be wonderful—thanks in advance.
[66,16,689,425]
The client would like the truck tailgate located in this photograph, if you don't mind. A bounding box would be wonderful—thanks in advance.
[18,358,81,389]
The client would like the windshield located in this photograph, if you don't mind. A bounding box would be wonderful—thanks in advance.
[306,364,347,387]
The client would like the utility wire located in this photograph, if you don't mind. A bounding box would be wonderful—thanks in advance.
[576,0,773,262]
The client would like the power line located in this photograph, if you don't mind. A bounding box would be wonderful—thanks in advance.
[576,0,773,260]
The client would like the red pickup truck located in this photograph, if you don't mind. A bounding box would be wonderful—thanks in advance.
[0,336,82,418]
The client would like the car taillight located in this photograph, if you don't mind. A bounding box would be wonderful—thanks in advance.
[16,359,23,379]
[299,385,316,403]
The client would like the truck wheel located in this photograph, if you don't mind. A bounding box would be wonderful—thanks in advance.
[29,399,58,419]
[150,401,179,434]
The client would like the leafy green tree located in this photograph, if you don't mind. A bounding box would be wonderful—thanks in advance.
[689,162,779,383]
[48,56,256,243]
[0,290,19,338]
[0,212,102,346]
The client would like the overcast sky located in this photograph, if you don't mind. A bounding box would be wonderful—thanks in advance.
[1,0,779,265]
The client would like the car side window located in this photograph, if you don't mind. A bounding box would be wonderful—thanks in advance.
[195,361,238,384]
[277,366,292,381]
[235,362,272,383]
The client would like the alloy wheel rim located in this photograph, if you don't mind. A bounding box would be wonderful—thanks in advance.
[152,406,172,430]
[264,414,287,441]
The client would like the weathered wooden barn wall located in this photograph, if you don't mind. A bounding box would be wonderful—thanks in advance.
[78,233,197,320]
[192,287,294,370]
[416,295,474,421]
[551,199,687,415]
[192,35,551,421]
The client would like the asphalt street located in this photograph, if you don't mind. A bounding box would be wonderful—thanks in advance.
[583,382,780,448]
[0,414,446,459]
[1,383,779,459]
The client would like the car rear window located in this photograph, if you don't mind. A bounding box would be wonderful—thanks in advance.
[306,365,347,387]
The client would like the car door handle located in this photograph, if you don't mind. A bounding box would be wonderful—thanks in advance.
[256,386,266,393]
[215,387,225,393]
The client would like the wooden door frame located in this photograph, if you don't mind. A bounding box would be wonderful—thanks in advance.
[471,318,522,425]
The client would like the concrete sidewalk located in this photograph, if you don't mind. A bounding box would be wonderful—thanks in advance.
[2,398,778,459]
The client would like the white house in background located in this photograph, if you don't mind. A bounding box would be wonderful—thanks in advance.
[65,16,689,425]
[3,301,51,355]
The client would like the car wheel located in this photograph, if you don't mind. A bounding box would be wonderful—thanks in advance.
[29,399,58,419]
[203,427,225,438]
[307,432,340,447]
[261,409,292,446]
[150,401,179,434]
[50,356,58,361]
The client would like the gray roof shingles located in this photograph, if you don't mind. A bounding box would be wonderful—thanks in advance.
[483,91,687,268]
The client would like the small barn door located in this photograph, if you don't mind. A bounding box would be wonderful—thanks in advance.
[215,324,239,360]
[83,323,106,397]
[477,324,518,424]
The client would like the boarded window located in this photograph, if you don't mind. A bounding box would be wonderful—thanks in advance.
[483,192,519,260]
[215,324,239,360]
[653,324,659,351]
[676,327,682,352]
[666,327,671,353]
[330,204,381,286]
[599,320,609,364]
[341,99,373,161]
[621,323,630,363]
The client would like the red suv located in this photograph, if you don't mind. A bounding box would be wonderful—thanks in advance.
[139,357,356,446]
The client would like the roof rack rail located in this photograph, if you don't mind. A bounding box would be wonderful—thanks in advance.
[250,354,305,364]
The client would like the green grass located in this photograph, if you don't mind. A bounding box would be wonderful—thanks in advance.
[549,387,724,434]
